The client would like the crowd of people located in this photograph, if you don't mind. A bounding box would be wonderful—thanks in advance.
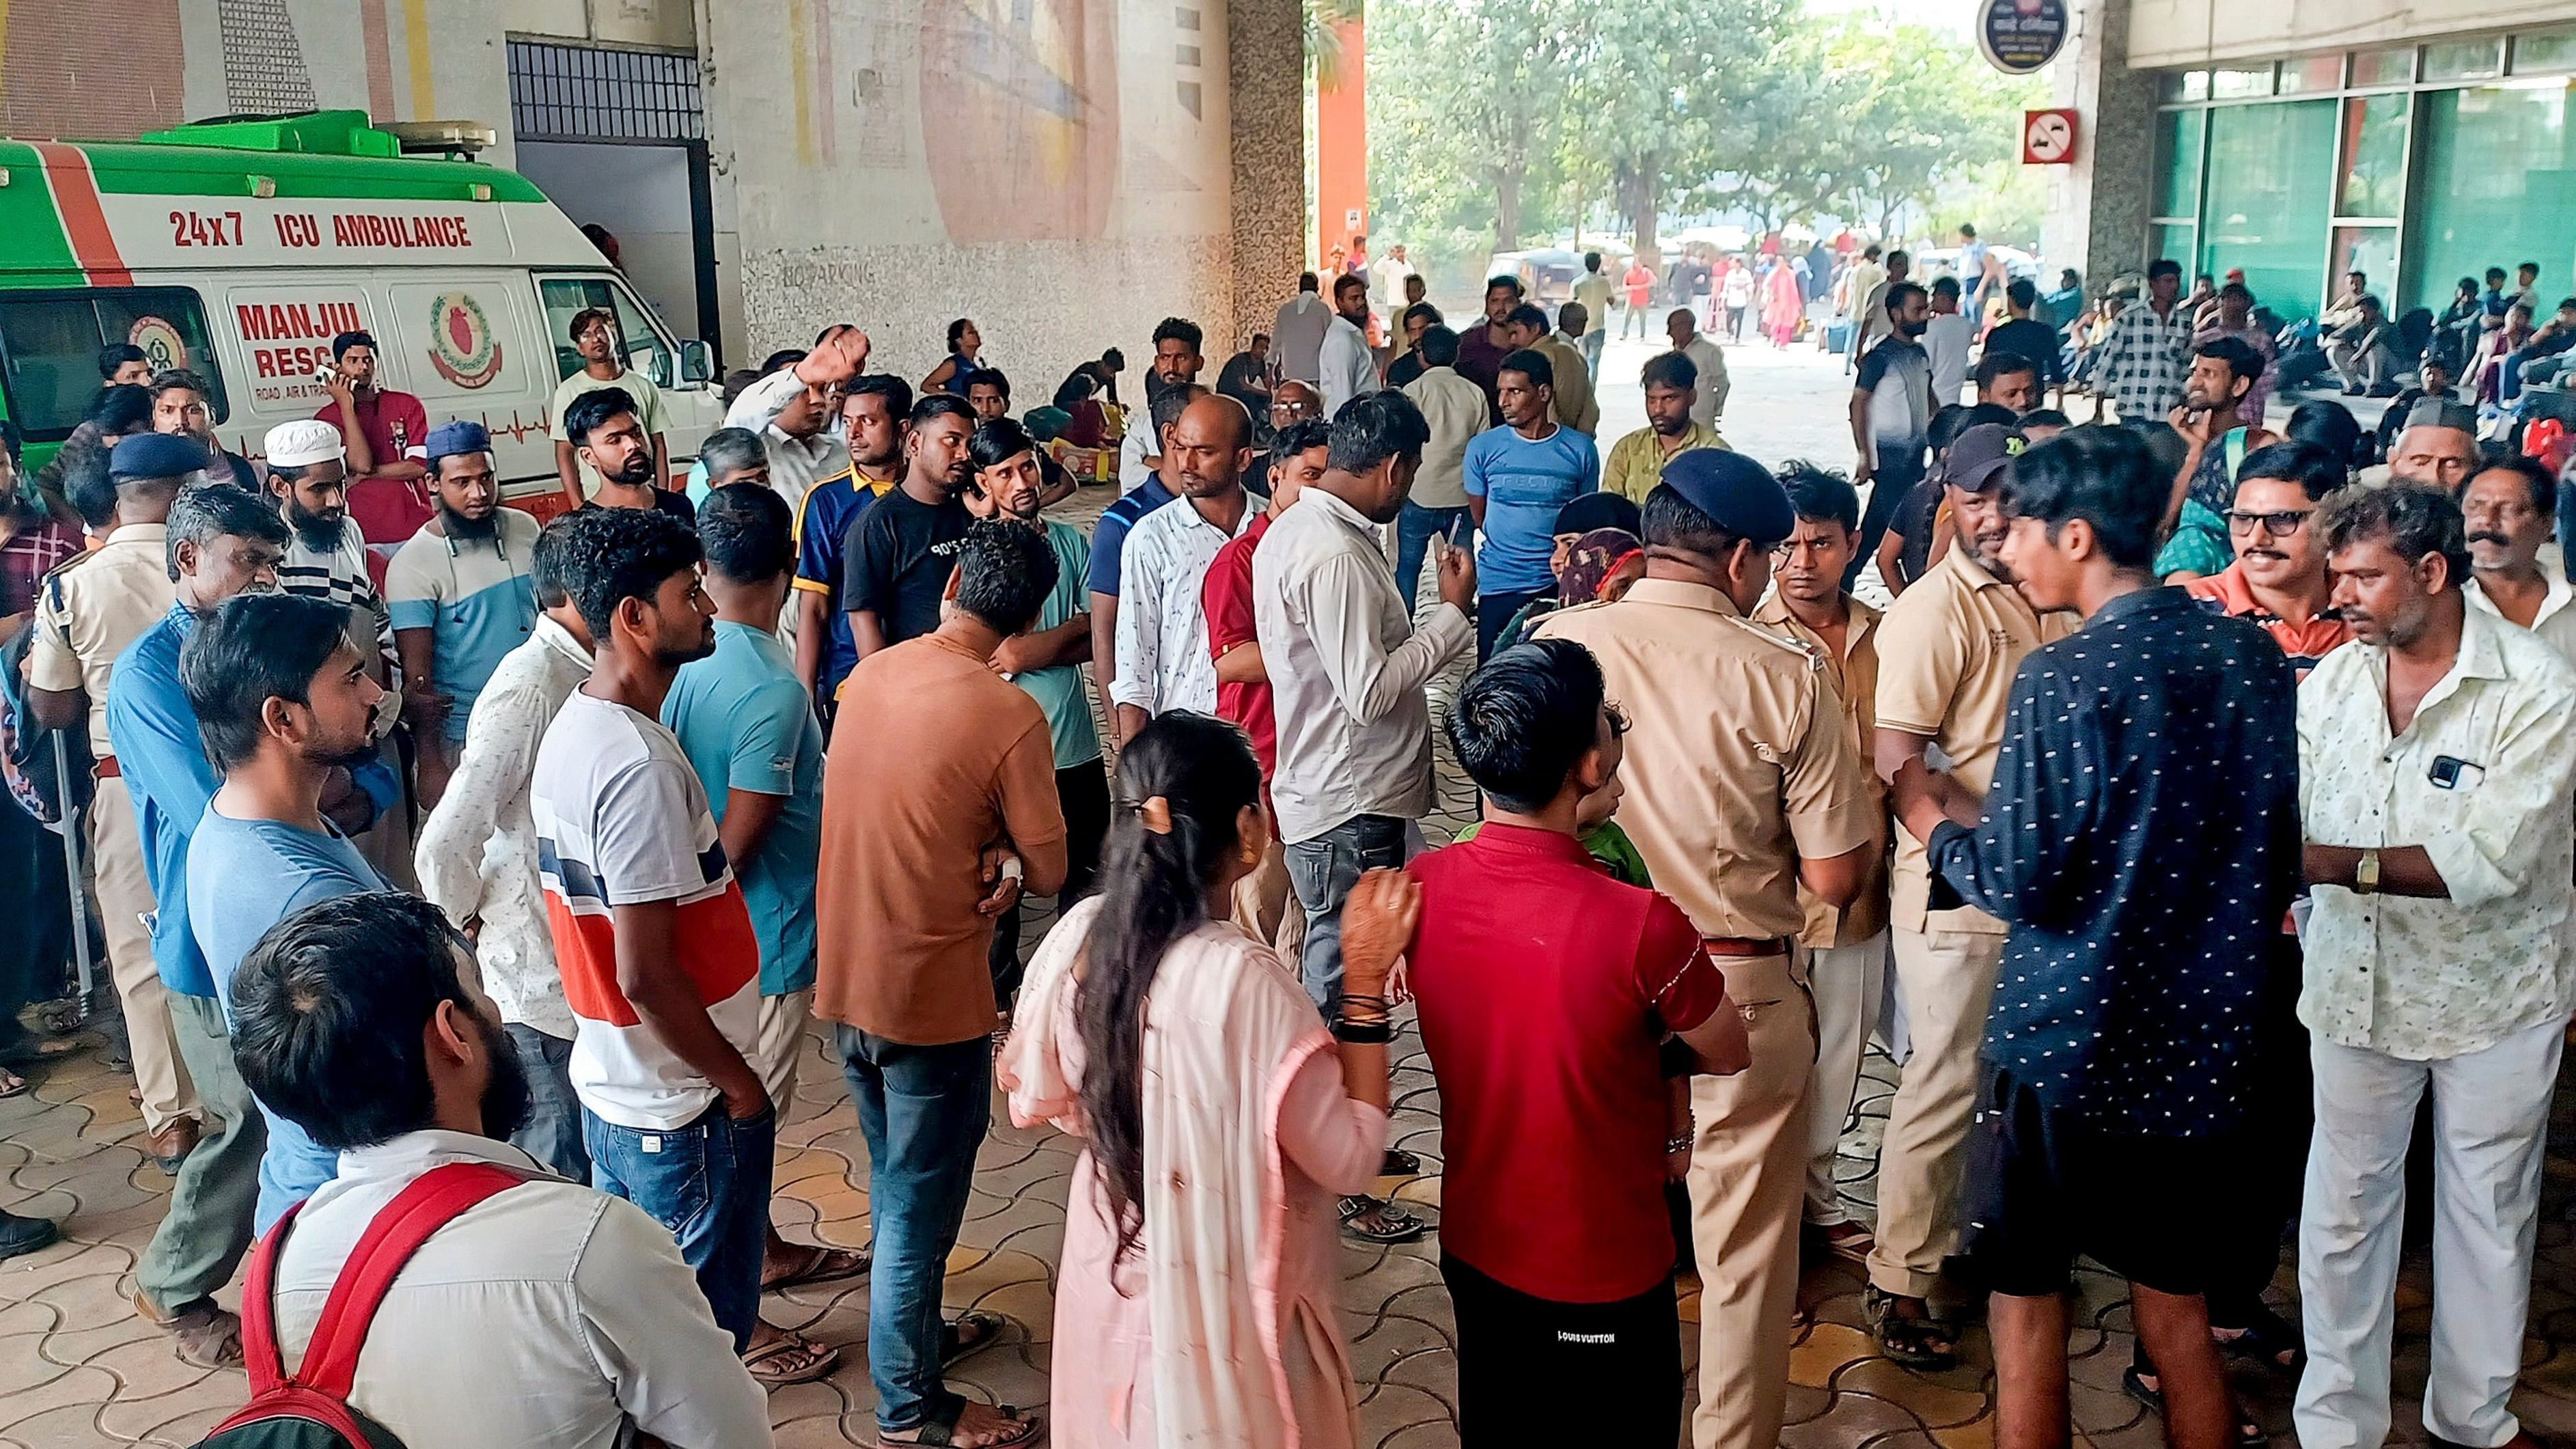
[0,240,2571,1449]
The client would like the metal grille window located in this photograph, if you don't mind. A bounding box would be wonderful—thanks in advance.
[508,40,704,143]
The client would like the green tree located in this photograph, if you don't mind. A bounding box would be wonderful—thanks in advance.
[1371,0,1584,251]
[1557,0,1796,263]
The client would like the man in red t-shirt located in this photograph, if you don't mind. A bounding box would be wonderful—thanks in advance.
[1620,258,1659,339]
[1404,636,1749,1444]
[1205,417,1329,954]
[312,329,433,553]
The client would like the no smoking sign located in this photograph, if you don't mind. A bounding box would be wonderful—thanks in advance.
[2023,108,2079,165]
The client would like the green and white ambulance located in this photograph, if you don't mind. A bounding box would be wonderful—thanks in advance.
[0,109,721,507]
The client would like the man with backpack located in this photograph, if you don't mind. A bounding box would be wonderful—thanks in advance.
[210,890,767,1447]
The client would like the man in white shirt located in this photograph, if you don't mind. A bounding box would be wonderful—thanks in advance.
[227,890,770,1449]
[1255,389,1475,1245]
[2460,457,2576,663]
[1370,244,1417,332]
[415,512,594,1181]
[1273,273,1333,384]
[1319,273,1383,419]
[2295,483,2576,1449]
[724,324,870,514]
[1665,309,1732,428]
[1111,395,1256,740]
[1921,277,1976,405]
[1120,317,1206,491]
[1256,389,1476,1016]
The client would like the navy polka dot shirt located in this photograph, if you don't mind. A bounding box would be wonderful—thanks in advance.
[1926,585,2303,1137]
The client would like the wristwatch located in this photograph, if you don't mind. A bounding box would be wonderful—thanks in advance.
[2353,848,2381,896]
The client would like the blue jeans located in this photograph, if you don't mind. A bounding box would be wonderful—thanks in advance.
[1394,502,1471,613]
[836,1027,991,1433]
[1285,812,1410,1017]
[585,1101,776,1352]
[505,1023,590,1183]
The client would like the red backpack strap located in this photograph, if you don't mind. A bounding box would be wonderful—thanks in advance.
[234,1199,308,1397]
[290,1161,529,1400]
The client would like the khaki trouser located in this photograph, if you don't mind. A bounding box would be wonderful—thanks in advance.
[1687,951,1815,1449]
[1228,831,1307,962]
[1865,926,2004,1299]
[88,775,197,1133]
[1805,932,1888,1224]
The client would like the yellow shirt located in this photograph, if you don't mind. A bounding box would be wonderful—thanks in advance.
[1751,592,1889,948]
[1871,549,2075,935]
[1533,577,1876,941]
[1602,424,1728,505]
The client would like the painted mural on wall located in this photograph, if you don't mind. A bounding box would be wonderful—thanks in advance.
[919,0,1121,243]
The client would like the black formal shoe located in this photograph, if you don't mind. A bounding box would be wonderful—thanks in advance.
[0,1211,58,1262]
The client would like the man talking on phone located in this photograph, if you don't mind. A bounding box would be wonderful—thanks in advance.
[314,330,433,552]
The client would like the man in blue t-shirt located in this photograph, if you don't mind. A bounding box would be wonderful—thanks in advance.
[664,484,870,1303]
[178,592,390,1233]
[1463,348,1601,660]
[108,482,292,1368]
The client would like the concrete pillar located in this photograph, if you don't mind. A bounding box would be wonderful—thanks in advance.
[2040,0,2157,292]
[1230,0,1307,352]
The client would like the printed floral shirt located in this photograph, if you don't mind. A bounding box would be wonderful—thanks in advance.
[2296,605,2576,1060]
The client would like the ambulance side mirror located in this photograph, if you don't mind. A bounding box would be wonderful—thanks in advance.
[678,339,713,386]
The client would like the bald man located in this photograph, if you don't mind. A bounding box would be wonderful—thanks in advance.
[1251,380,1324,497]
[1109,394,1258,741]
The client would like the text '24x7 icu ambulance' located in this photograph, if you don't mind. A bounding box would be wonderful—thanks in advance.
[0,109,721,510]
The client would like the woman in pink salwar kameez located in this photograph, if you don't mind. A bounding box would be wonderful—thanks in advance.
[1000,713,1415,1449]
[1762,260,1805,346]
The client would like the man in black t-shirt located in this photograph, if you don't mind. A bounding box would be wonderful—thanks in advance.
[1982,280,2064,394]
[843,394,975,665]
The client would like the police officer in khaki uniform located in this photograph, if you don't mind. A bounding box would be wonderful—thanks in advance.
[1535,449,1877,1449]
[25,432,208,1170]
[1864,424,2075,1367]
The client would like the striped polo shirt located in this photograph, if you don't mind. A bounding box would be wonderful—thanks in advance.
[531,688,763,1131]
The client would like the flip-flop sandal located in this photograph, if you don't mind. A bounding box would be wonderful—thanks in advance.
[1865,1286,1958,1370]
[876,1403,1041,1448]
[1338,1194,1426,1244]
[29,1001,84,1036]
[0,1034,88,1070]
[743,1331,841,1387]
[163,1299,244,1370]
[763,1241,872,1291]
[941,1309,1006,1367]
[1379,1148,1422,1177]
[0,1068,27,1101]
[2122,1362,2267,1445]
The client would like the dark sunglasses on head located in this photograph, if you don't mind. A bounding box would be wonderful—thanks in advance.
[2224,508,2312,536]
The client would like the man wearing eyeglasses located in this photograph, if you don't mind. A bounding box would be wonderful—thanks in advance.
[2183,439,2355,679]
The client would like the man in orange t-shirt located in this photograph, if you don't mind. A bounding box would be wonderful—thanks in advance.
[813,521,1064,1449]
